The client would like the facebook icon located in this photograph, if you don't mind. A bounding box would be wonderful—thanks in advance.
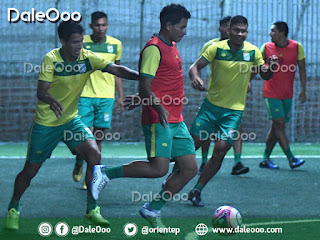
[55,222,69,237]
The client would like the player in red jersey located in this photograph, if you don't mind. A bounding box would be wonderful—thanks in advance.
[259,21,306,169]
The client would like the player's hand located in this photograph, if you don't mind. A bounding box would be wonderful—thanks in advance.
[49,99,64,118]
[124,94,141,111]
[192,77,207,91]
[298,91,306,104]
[247,82,251,93]
[158,107,169,129]
[268,55,278,71]
[117,97,124,113]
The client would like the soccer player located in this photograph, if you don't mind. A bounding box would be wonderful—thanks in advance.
[5,21,139,230]
[187,15,278,207]
[259,21,306,169]
[197,16,249,176]
[73,11,124,190]
[90,4,197,227]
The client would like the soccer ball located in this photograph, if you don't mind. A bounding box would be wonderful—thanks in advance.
[212,205,242,234]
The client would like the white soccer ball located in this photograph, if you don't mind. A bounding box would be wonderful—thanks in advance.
[212,205,242,234]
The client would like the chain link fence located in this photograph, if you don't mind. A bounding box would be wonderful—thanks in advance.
[0,0,319,142]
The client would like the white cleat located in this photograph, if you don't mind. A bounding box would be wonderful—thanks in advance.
[91,165,109,200]
[139,203,166,231]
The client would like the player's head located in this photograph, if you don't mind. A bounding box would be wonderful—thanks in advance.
[90,11,108,39]
[219,16,231,40]
[270,21,288,43]
[159,4,191,43]
[228,15,248,47]
[58,21,84,58]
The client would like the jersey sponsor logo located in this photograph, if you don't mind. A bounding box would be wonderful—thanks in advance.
[78,63,87,73]
[104,113,110,122]
[243,53,250,61]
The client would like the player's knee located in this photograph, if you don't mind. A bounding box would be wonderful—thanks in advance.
[152,168,168,178]
[85,148,101,165]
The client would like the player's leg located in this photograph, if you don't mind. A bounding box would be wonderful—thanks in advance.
[231,125,249,175]
[64,117,109,226]
[73,97,94,182]
[199,139,210,175]
[6,122,62,229]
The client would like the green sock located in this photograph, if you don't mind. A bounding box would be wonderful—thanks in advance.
[105,166,124,180]
[8,198,20,211]
[171,163,178,173]
[87,195,97,213]
[76,158,84,165]
[234,152,241,164]
[194,182,204,192]
[201,151,208,165]
[284,147,294,160]
[149,189,171,211]
[263,149,273,160]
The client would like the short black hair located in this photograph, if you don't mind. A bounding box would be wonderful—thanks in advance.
[91,11,108,23]
[230,15,248,28]
[160,4,191,29]
[58,21,84,41]
[219,16,231,26]
[273,21,289,37]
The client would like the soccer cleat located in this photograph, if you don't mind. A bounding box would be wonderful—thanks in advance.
[5,208,20,230]
[259,159,279,169]
[139,203,166,230]
[289,157,305,169]
[84,206,110,226]
[231,162,249,175]
[188,189,204,207]
[81,180,87,190]
[91,165,109,200]
[198,163,205,175]
[73,162,84,182]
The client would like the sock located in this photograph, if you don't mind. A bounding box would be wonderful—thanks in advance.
[201,151,208,165]
[284,147,294,160]
[194,182,204,192]
[171,163,178,173]
[76,158,84,165]
[149,189,171,211]
[105,166,124,180]
[86,195,97,213]
[263,149,273,160]
[234,152,241,164]
[8,198,20,211]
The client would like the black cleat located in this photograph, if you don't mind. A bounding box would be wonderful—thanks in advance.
[289,157,305,169]
[231,162,249,175]
[188,189,204,207]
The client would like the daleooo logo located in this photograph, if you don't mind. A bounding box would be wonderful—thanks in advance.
[8,8,81,23]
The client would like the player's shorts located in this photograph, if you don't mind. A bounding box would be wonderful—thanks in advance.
[264,98,292,123]
[142,122,196,159]
[27,117,95,163]
[78,97,114,128]
[190,98,243,145]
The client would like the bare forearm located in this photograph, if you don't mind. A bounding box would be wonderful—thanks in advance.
[139,83,164,113]
[37,90,56,105]
[115,77,124,99]
[299,69,306,92]
[259,66,274,80]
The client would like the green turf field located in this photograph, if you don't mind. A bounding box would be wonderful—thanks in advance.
[1,143,319,239]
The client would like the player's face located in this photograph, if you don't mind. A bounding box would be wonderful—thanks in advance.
[219,22,230,40]
[90,17,108,39]
[229,23,248,47]
[170,18,188,43]
[62,33,84,59]
[270,25,281,43]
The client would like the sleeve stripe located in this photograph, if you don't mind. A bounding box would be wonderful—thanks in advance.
[140,73,155,79]
[201,55,210,63]
[102,62,113,71]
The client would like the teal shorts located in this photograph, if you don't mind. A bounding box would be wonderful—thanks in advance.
[78,97,114,128]
[190,98,243,145]
[142,122,196,159]
[27,117,95,163]
[264,98,292,123]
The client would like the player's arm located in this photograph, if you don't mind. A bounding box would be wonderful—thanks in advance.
[36,81,64,118]
[189,57,208,91]
[297,58,306,103]
[102,64,139,81]
[114,60,124,113]
[257,55,278,80]
[139,75,169,128]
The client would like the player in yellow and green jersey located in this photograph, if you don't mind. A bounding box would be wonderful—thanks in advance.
[5,21,139,230]
[187,15,278,207]
[72,11,124,190]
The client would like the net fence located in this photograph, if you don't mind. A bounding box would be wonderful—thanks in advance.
[0,0,319,142]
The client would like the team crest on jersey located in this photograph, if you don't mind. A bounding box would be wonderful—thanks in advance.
[107,45,114,53]
[78,63,87,73]
[243,53,250,61]
[85,45,91,49]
